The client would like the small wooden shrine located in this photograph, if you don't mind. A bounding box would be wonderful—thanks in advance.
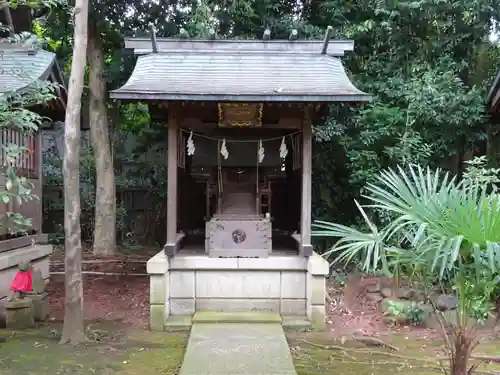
[0,24,66,300]
[111,27,370,330]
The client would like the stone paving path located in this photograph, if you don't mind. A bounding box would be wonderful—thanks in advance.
[178,323,298,375]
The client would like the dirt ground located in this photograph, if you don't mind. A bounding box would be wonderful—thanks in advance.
[47,255,498,339]
[287,330,500,375]
[47,259,385,334]
[2,254,497,375]
[48,248,152,328]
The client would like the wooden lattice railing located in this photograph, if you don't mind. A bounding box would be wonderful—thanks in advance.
[0,128,39,179]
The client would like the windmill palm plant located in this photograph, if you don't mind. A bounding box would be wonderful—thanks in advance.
[312,164,500,375]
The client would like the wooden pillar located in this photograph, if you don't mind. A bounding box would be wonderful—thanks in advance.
[300,107,313,257]
[164,105,179,256]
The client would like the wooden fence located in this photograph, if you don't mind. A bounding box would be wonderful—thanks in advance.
[0,128,39,178]
[42,185,167,245]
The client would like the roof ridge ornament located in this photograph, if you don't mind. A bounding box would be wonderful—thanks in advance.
[263,28,271,40]
[179,28,189,39]
[321,26,333,54]
[149,23,158,53]
[0,32,42,54]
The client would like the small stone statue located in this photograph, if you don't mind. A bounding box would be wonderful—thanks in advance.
[7,261,33,301]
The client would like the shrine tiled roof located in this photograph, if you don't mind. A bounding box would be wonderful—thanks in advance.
[110,39,370,102]
[0,46,56,97]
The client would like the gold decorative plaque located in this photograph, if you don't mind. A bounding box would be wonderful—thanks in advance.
[218,103,263,127]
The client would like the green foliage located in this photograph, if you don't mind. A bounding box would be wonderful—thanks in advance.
[310,0,500,231]
[462,156,500,191]
[36,0,500,254]
[1,2,59,234]
[459,279,495,325]
[383,300,426,326]
[312,164,500,326]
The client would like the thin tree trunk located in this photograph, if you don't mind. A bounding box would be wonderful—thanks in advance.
[87,19,116,257]
[2,6,14,35]
[450,326,477,375]
[60,0,89,345]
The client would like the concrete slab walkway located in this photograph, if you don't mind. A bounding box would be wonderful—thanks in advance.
[178,323,297,375]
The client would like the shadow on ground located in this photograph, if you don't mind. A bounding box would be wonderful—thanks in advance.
[0,320,188,375]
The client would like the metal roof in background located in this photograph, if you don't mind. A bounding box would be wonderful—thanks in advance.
[488,70,500,113]
[110,51,370,102]
[0,47,56,96]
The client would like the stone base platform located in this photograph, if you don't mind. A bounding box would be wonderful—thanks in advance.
[164,312,312,331]
[147,249,329,331]
[193,311,282,323]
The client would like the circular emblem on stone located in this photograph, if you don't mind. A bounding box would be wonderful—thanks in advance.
[232,229,246,244]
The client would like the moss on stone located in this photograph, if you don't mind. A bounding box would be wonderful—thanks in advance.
[192,311,282,323]
[0,321,188,375]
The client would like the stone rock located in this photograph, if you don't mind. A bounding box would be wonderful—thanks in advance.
[434,294,459,311]
[381,287,393,298]
[27,293,49,321]
[31,269,46,294]
[395,287,416,300]
[424,309,459,329]
[5,298,35,329]
[423,308,498,329]
[365,292,384,303]
[18,261,31,272]
[0,297,6,328]
[366,282,381,293]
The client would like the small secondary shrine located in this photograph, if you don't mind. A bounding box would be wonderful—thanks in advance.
[0,32,66,300]
[111,27,370,330]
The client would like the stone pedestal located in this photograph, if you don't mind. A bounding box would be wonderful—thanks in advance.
[147,252,170,331]
[146,249,330,331]
[0,297,6,327]
[306,253,330,330]
[5,298,35,329]
[28,293,49,321]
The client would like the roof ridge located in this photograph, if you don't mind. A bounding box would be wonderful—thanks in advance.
[0,33,43,53]
[140,50,340,58]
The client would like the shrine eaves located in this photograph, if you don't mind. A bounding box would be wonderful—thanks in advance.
[110,26,370,103]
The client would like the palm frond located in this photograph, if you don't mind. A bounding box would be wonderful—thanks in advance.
[313,164,500,282]
[312,201,390,273]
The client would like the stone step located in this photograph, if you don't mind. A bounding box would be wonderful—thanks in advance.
[282,315,312,330]
[179,323,297,375]
[192,311,281,324]
[165,313,312,330]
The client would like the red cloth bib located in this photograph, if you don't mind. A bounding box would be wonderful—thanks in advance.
[10,269,33,292]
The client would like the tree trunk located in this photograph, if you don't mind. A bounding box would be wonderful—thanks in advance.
[60,0,89,345]
[449,325,477,375]
[87,19,116,257]
[2,6,14,35]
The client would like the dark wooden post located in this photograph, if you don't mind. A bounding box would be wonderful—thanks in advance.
[300,107,313,257]
[164,104,179,256]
